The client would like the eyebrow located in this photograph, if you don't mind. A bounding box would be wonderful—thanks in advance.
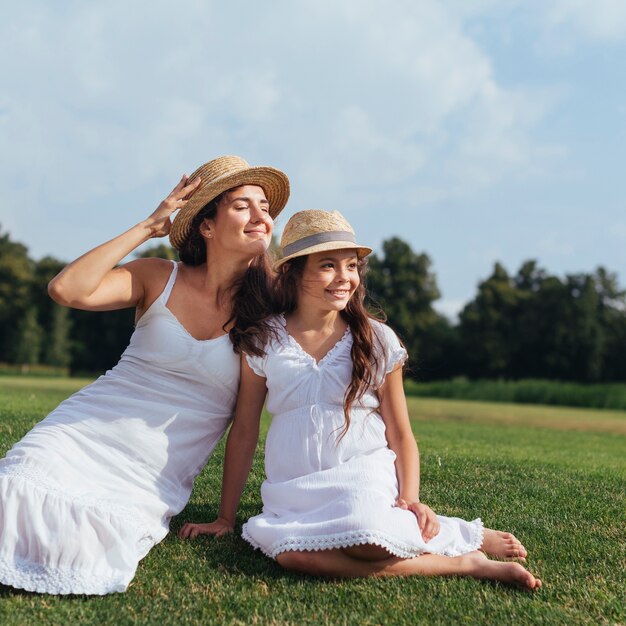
[231,196,269,204]
[317,255,358,263]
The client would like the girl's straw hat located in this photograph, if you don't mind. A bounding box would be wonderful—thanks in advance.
[169,155,290,250]
[276,210,372,267]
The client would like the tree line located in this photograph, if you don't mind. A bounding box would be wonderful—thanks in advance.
[1,227,624,382]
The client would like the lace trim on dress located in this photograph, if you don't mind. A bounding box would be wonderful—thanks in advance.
[242,519,484,560]
[277,314,352,368]
[0,459,157,535]
[0,555,132,595]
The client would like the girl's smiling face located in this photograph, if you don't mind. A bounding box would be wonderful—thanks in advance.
[298,249,360,312]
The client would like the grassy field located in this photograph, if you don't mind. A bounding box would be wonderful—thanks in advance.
[0,376,624,626]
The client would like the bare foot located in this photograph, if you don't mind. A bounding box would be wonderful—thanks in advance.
[462,551,542,590]
[481,529,527,561]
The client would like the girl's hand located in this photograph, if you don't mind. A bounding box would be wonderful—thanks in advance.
[177,517,233,540]
[144,175,203,238]
[396,498,441,542]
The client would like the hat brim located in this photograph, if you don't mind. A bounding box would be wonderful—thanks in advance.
[274,241,372,268]
[169,166,290,250]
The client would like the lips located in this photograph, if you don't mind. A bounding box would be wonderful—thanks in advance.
[326,289,351,298]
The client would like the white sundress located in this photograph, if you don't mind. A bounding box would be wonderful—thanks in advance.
[0,261,239,595]
[242,316,483,559]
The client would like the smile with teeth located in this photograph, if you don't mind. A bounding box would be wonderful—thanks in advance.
[326,289,351,298]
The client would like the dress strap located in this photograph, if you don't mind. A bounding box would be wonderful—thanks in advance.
[160,260,179,304]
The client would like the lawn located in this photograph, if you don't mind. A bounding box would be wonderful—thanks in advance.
[0,377,624,625]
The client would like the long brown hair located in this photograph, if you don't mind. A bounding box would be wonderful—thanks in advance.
[178,192,276,357]
[274,254,386,437]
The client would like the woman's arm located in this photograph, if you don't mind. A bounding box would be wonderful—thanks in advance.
[47,175,201,311]
[178,357,267,539]
[379,366,440,541]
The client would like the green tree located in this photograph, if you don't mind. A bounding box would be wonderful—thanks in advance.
[458,263,521,378]
[31,256,72,367]
[12,306,43,366]
[0,227,34,361]
[43,305,72,367]
[137,243,178,260]
[366,237,443,377]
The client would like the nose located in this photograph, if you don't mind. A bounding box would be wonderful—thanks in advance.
[335,267,350,283]
[249,202,271,223]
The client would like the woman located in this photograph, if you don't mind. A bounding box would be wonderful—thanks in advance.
[0,155,290,595]
[181,210,540,590]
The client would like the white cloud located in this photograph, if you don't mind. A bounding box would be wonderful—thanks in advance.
[547,0,626,42]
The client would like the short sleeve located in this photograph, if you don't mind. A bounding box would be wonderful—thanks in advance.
[372,321,408,378]
[245,352,267,378]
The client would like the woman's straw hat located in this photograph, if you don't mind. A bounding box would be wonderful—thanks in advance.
[169,155,290,250]
[276,210,372,268]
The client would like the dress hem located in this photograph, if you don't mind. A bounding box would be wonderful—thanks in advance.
[242,518,484,560]
[0,555,132,595]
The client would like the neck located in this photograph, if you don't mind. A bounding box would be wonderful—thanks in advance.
[194,248,254,306]
[288,305,344,334]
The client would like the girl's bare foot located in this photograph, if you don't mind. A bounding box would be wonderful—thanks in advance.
[462,551,542,590]
[481,529,527,561]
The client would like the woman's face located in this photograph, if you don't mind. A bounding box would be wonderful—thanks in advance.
[297,249,360,313]
[203,184,273,258]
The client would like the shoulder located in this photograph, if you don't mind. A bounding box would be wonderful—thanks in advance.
[123,258,176,308]
[368,318,400,344]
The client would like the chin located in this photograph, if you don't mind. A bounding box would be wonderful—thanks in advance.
[244,239,270,257]
[326,300,350,311]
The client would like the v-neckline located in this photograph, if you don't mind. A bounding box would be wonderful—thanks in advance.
[162,305,230,343]
[161,261,230,343]
[279,314,350,367]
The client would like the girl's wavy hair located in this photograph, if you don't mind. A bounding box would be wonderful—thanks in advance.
[178,191,275,357]
[274,254,386,439]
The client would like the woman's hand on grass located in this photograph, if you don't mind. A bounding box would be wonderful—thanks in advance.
[178,518,234,540]
[396,498,441,542]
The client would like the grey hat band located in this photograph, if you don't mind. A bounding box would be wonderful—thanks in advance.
[282,231,356,257]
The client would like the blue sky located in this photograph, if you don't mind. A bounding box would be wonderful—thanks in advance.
[1,0,624,318]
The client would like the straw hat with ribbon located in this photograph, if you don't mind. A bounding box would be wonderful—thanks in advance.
[276,210,372,268]
[169,155,290,250]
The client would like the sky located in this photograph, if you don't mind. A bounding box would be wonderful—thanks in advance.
[1,0,625,318]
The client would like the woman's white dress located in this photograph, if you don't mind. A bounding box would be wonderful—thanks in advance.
[0,261,239,595]
[242,316,483,559]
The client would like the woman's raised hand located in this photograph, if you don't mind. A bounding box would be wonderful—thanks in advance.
[144,175,203,238]
[177,518,234,540]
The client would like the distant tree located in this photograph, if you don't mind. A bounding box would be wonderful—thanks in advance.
[0,227,34,361]
[29,256,71,366]
[458,262,520,378]
[594,267,626,381]
[12,306,43,365]
[136,243,178,260]
[43,305,72,367]
[68,308,134,375]
[367,237,443,378]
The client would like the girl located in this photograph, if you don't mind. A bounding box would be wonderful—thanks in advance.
[180,209,541,590]
[0,156,289,595]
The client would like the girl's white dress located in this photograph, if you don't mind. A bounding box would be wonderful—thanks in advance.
[0,261,239,595]
[243,316,483,559]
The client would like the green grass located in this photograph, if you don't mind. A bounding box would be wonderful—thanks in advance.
[405,378,626,410]
[1,376,625,625]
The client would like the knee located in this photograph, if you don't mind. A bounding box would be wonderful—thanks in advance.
[276,551,322,575]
